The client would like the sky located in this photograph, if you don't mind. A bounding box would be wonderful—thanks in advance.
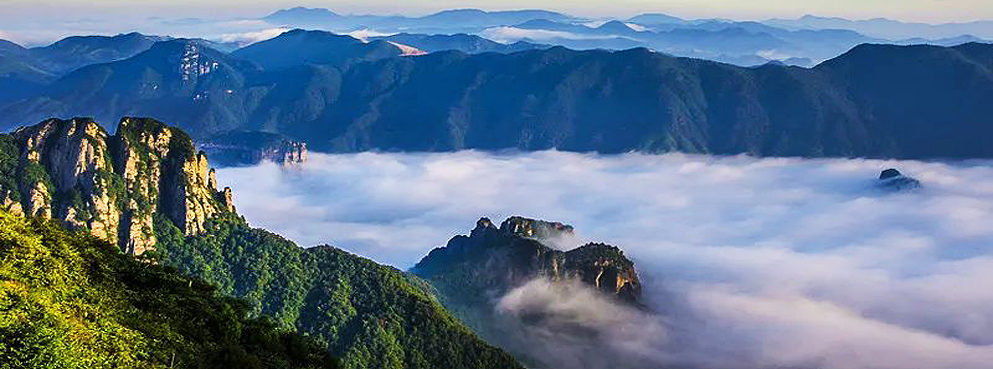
[214,151,993,369]
[1,0,992,23]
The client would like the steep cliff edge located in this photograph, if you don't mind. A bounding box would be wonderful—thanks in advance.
[414,216,642,303]
[0,117,235,254]
[198,130,308,167]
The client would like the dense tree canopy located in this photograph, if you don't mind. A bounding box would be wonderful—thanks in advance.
[0,211,339,369]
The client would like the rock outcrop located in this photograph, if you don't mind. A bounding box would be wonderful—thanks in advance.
[197,130,308,167]
[877,168,921,191]
[0,117,235,255]
[414,216,642,303]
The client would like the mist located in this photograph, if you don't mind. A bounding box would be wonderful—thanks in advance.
[216,151,993,369]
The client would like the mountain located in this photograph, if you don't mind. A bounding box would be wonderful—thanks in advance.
[415,216,642,303]
[250,43,993,159]
[509,18,879,64]
[877,168,921,191]
[198,130,308,167]
[261,7,574,32]
[153,214,524,369]
[4,42,993,159]
[627,13,688,25]
[897,34,991,46]
[1,39,261,137]
[370,33,548,54]
[231,29,402,70]
[0,117,525,369]
[412,216,643,368]
[264,6,341,25]
[0,117,236,255]
[765,15,993,40]
[421,9,572,26]
[0,210,338,368]
[28,32,166,75]
[0,39,54,102]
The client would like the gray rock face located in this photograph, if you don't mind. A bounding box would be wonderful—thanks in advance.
[0,117,235,255]
[197,131,308,167]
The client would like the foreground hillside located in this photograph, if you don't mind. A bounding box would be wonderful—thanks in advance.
[0,211,338,368]
[153,214,523,369]
[0,117,523,369]
[1,38,992,159]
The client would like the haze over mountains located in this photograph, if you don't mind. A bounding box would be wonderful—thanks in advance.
[2,6,992,66]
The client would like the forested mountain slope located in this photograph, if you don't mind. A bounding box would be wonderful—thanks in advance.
[2,42,991,159]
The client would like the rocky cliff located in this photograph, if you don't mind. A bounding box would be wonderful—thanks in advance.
[414,216,642,303]
[0,117,235,254]
[197,130,308,167]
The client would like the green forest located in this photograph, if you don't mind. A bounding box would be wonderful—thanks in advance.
[153,213,523,369]
[0,210,339,369]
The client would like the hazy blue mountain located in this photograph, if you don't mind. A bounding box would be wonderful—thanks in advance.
[420,9,572,26]
[896,35,991,46]
[262,7,575,32]
[509,19,810,64]
[1,39,261,136]
[264,6,341,25]
[231,29,402,70]
[3,42,993,159]
[627,13,688,25]
[371,33,549,54]
[764,15,993,40]
[28,32,167,75]
[0,39,54,102]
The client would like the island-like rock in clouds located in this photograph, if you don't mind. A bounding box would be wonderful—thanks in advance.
[412,216,646,368]
[877,168,921,191]
[415,216,642,303]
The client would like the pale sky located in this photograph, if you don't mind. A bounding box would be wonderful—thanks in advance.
[1,0,992,23]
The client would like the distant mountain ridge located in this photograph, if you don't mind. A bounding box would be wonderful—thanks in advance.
[2,40,991,159]
[231,29,403,69]
[28,32,168,75]
[254,7,992,66]
[765,14,993,40]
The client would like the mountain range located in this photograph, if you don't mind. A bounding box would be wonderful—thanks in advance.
[255,7,992,66]
[1,32,991,159]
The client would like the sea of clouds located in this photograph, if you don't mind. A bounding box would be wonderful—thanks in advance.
[216,151,993,369]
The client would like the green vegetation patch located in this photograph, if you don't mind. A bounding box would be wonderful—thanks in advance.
[0,211,339,369]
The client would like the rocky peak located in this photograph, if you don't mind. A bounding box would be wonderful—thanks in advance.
[0,117,236,255]
[414,216,641,304]
[877,168,921,191]
[498,216,574,240]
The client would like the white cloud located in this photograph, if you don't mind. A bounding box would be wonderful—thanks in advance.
[624,22,649,32]
[345,28,396,42]
[216,151,993,369]
[479,26,616,43]
[216,27,290,46]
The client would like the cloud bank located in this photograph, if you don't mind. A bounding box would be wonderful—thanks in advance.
[216,151,993,369]
[480,26,623,43]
